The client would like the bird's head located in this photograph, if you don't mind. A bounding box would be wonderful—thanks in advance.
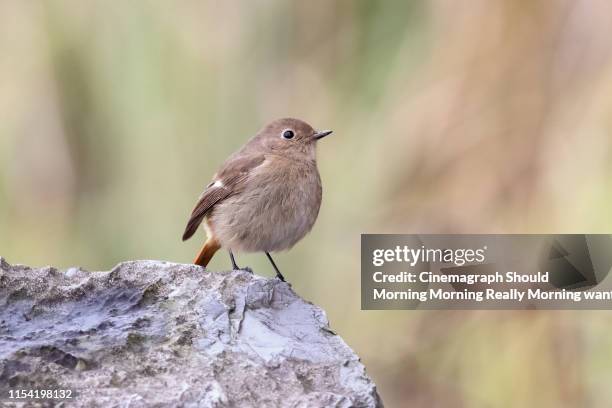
[254,118,332,160]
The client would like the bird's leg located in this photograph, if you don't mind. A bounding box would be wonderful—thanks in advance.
[265,252,286,282]
[228,250,239,270]
[228,250,252,273]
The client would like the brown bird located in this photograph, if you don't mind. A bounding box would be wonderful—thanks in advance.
[182,118,332,281]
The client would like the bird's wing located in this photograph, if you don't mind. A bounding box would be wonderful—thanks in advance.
[181,153,266,241]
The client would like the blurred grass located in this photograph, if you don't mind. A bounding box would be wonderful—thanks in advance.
[2,1,612,406]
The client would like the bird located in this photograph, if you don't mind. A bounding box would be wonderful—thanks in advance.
[182,118,332,282]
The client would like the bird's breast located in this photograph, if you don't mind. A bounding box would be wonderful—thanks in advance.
[208,158,322,252]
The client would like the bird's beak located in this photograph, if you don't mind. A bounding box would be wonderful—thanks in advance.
[314,130,333,140]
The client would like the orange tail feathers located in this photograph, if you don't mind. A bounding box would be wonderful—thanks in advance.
[194,238,221,267]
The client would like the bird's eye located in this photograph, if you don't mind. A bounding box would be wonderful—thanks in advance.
[281,129,295,140]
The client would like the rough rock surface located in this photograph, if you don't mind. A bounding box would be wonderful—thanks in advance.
[0,258,382,407]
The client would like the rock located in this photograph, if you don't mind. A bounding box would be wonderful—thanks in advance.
[0,258,382,407]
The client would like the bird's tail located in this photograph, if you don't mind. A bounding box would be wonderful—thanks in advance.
[194,237,221,267]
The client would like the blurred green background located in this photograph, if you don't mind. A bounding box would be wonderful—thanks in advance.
[2,1,612,406]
